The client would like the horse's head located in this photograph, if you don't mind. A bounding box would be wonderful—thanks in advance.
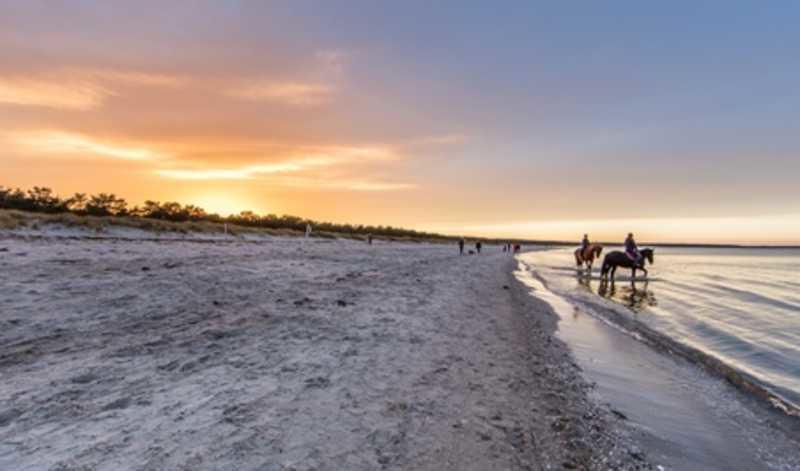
[641,248,654,265]
[593,245,603,258]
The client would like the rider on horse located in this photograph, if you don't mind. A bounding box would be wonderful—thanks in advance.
[580,234,591,259]
[625,233,642,266]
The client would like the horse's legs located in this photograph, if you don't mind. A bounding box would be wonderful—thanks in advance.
[632,267,636,280]
[641,267,649,278]
[610,265,617,282]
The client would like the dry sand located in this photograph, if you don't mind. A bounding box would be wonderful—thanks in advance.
[0,231,649,470]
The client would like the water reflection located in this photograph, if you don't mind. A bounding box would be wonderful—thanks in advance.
[595,278,658,311]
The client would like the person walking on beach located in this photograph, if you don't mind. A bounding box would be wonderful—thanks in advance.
[624,232,641,265]
[458,238,465,255]
[476,241,482,254]
[367,233,373,245]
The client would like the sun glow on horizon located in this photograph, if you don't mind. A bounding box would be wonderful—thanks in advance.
[423,214,800,245]
[187,193,262,217]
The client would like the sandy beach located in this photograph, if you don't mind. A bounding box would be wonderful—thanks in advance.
[0,231,649,470]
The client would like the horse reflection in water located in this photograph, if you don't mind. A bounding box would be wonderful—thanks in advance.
[597,278,657,311]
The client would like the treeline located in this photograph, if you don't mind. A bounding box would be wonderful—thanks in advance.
[0,185,451,240]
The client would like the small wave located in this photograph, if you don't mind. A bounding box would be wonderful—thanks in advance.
[705,282,800,313]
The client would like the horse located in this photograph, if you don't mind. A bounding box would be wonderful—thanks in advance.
[600,248,654,282]
[574,244,603,272]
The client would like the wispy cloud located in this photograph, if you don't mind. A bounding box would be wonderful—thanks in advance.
[70,67,183,87]
[0,77,112,110]
[156,145,395,179]
[153,145,407,192]
[8,130,166,161]
[225,81,333,106]
[280,176,415,191]
[0,68,182,110]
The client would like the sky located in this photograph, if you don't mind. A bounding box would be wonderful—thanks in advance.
[1,1,799,244]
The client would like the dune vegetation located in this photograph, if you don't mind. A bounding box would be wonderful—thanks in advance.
[0,185,461,242]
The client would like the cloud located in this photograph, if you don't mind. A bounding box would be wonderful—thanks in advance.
[0,68,182,110]
[71,68,184,87]
[155,145,395,179]
[0,77,112,110]
[153,145,408,192]
[225,81,333,106]
[8,130,166,161]
[279,176,415,191]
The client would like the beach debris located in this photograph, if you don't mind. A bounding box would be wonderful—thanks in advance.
[610,408,628,420]
[70,372,99,384]
[628,448,645,461]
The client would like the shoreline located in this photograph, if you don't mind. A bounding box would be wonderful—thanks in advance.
[0,234,650,470]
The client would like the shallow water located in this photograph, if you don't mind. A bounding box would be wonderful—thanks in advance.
[524,247,800,410]
[514,257,800,470]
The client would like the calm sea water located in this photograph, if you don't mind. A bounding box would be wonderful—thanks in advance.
[520,246,800,409]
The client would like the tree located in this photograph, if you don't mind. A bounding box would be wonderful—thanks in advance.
[85,193,128,216]
[66,193,88,214]
[27,186,66,212]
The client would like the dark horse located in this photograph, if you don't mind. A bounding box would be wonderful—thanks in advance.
[600,248,654,282]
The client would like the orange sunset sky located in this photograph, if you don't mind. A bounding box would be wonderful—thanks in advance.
[2,2,799,244]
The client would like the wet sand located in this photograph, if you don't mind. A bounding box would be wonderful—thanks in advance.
[0,233,648,470]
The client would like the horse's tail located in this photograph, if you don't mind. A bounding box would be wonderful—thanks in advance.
[574,249,582,266]
[600,255,610,277]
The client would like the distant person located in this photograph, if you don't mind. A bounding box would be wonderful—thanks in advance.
[458,238,465,255]
[476,241,482,254]
[367,233,373,245]
[625,232,641,265]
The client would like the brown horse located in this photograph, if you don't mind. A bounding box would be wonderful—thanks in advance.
[574,244,603,271]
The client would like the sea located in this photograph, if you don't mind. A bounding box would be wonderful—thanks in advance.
[522,246,800,409]
[516,246,800,468]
